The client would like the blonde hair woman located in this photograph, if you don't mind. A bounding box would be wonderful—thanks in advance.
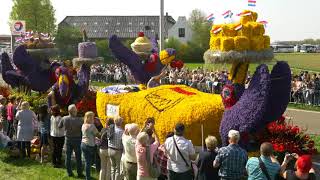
[15,101,37,158]
[81,111,100,180]
[196,136,219,180]
[136,128,160,180]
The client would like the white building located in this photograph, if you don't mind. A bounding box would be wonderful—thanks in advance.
[168,16,193,43]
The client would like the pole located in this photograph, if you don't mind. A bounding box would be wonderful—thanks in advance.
[201,124,204,150]
[11,35,14,53]
[159,0,164,51]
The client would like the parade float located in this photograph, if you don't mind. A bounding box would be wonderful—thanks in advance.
[96,10,293,147]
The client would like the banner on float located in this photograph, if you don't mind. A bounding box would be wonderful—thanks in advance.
[11,20,26,35]
[106,104,119,118]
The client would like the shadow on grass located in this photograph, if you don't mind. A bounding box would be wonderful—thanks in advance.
[0,150,39,167]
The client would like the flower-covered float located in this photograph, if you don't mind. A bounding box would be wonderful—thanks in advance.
[97,10,291,146]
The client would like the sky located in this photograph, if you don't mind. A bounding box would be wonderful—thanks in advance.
[1,0,320,42]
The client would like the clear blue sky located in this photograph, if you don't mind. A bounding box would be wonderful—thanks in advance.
[0,0,319,42]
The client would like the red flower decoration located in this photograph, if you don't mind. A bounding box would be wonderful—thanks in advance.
[138,32,145,37]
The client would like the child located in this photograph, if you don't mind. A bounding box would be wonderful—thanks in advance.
[38,104,50,163]
[50,105,64,168]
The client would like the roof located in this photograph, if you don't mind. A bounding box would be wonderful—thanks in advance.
[58,15,176,39]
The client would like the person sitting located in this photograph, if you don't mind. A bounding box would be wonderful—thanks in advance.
[246,142,280,180]
[197,136,219,180]
[213,130,248,180]
[280,154,316,180]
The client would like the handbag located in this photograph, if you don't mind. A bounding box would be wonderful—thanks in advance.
[258,157,272,180]
[173,136,195,179]
[146,145,161,178]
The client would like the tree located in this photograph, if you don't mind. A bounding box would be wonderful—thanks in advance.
[10,0,56,33]
[187,9,211,62]
[55,26,82,59]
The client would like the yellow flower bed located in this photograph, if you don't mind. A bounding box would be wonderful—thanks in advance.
[96,85,224,145]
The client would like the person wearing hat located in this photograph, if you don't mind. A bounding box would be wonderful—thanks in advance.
[280,154,316,180]
[164,123,196,180]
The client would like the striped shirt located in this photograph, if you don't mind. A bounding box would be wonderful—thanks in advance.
[214,144,247,179]
[246,156,280,180]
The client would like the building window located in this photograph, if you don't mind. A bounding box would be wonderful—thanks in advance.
[116,29,120,32]
[94,30,97,33]
[105,30,108,32]
[105,22,109,25]
[83,22,87,25]
[151,22,154,26]
[145,25,151,30]
[140,22,143,25]
[151,30,154,32]
[94,22,98,25]
[129,29,132,32]
[117,22,120,25]
[129,22,132,25]
[178,28,185,38]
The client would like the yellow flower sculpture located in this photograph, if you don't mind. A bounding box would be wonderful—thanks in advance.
[97,85,224,145]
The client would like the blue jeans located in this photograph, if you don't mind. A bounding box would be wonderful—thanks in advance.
[65,137,82,176]
[81,143,95,180]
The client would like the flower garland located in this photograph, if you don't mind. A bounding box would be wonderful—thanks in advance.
[96,85,224,145]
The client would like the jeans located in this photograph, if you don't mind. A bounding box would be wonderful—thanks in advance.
[99,148,111,180]
[65,137,83,176]
[108,148,122,180]
[7,120,14,138]
[52,136,65,166]
[169,170,193,180]
[18,141,31,158]
[81,143,95,180]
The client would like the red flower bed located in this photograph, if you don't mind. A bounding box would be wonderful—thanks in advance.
[76,90,97,116]
[261,115,317,155]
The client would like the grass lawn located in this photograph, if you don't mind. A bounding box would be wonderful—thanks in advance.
[185,53,320,74]
[288,103,320,112]
[310,134,320,153]
[0,150,99,180]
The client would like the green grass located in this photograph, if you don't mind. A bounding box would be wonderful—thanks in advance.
[288,103,320,112]
[185,53,320,74]
[310,135,320,153]
[0,150,99,180]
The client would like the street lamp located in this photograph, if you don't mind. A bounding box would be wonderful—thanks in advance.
[159,0,164,51]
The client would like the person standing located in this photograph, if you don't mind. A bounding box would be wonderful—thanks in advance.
[197,136,219,180]
[108,117,124,180]
[213,130,248,180]
[6,96,16,138]
[136,130,160,180]
[164,123,196,180]
[99,118,114,180]
[81,111,100,180]
[0,96,7,133]
[280,154,316,180]
[122,123,139,180]
[50,105,65,168]
[58,104,84,178]
[38,104,50,163]
[246,142,280,180]
[15,101,36,158]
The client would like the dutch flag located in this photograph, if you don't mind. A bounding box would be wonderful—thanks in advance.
[237,12,252,17]
[234,24,243,31]
[222,10,233,19]
[206,13,215,22]
[259,21,268,28]
[248,0,256,7]
[212,26,222,34]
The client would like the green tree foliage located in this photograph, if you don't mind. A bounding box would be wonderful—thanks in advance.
[55,26,82,59]
[95,40,113,63]
[10,0,56,33]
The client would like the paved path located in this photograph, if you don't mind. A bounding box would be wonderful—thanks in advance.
[285,108,320,135]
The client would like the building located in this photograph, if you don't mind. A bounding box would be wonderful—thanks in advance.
[168,16,193,43]
[58,14,176,40]
[0,35,11,53]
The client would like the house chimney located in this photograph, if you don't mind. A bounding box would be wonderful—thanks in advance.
[166,12,168,17]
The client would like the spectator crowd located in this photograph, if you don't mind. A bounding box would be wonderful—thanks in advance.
[91,64,320,106]
[0,95,317,180]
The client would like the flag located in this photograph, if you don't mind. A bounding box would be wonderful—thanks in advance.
[248,0,256,7]
[237,12,252,17]
[259,20,268,28]
[206,13,215,22]
[222,10,233,19]
[212,26,222,34]
[234,24,243,31]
